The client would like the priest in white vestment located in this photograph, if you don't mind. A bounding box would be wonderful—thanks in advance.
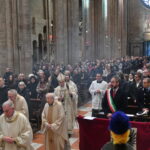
[54,78,78,136]
[41,93,69,150]
[0,100,34,150]
[7,89,29,118]
[89,73,108,116]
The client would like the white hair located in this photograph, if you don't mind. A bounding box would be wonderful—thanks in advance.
[8,89,18,96]
[45,93,55,99]
[2,100,14,108]
[18,81,26,87]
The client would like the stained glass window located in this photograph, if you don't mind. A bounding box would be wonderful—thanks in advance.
[141,0,150,8]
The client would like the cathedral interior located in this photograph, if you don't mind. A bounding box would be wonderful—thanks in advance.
[0,1,150,150]
[0,0,150,75]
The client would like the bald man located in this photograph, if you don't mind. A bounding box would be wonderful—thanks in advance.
[41,93,69,150]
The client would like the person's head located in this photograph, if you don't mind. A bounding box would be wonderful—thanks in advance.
[59,79,65,87]
[65,75,70,82]
[143,69,149,78]
[8,89,17,101]
[96,73,102,81]
[64,70,70,82]
[38,70,45,78]
[18,81,26,90]
[129,73,134,80]
[54,69,60,75]
[143,78,150,88]
[124,74,129,81]
[30,76,36,83]
[0,77,5,87]
[46,93,54,104]
[9,75,14,81]
[134,72,142,82]
[111,76,120,89]
[6,67,11,73]
[2,100,15,118]
[18,73,25,80]
[109,111,131,145]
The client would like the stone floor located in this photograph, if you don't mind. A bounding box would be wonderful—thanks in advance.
[32,101,92,150]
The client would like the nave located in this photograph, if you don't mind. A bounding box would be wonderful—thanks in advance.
[32,101,92,150]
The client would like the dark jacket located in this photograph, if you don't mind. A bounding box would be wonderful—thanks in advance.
[130,81,143,101]
[17,88,30,105]
[49,74,59,92]
[0,86,8,114]
[102,88,127,115]
[27,82,38,99]
[102,142,134,150]
[136,87,150,110]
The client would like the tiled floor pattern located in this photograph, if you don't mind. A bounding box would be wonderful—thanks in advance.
[32,101,92,150]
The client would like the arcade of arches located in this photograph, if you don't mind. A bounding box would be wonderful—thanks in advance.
[0,0,150,75]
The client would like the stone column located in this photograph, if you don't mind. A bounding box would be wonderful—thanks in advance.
[67,0,80,64]
[103,0,112,59]
[89,0,95,60]
[0,0,8,75]
[17,0,32,74]
[54,0,68,65]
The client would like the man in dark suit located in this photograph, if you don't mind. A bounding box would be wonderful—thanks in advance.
[102,76,127,118]
[136,78,150,115]
[130,72,143,103]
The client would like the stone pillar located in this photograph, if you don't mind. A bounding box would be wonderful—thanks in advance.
[54,0,68,65]
[67,0,80,64]
[17,0,32,74]
[103,0,112,59]
[0,0,32,75]
[89,0,95,60]
[0,0,8,75]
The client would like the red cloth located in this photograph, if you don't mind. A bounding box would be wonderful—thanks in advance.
[78,116,150,150]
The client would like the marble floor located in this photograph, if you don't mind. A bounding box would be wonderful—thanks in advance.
[32,101,92,150]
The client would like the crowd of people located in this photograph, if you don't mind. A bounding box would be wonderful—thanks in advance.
[0,56,149,150]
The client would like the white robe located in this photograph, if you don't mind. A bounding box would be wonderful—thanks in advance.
[54,83,78,134]
[9,94,29,119]
[0,111,34,150]
[89,80,108,110]
[41,100,68,150]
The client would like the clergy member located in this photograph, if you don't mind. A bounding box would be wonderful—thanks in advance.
[89,73,108,117]
[41,93,69,150]
[0,100,34,150]
[54,77,78,136]
[7,89,29,118]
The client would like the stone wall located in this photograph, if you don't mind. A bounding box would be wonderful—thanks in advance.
[127,0,150,56]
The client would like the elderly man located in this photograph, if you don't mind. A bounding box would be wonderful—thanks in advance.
[41,93,69,150]
[8,89,29,118]
[0,100,34,150]
[54,78,78,136]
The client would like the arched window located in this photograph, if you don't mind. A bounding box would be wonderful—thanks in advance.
[141,0,150,8]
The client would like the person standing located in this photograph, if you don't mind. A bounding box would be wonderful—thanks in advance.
[102,76,127,118]
[54,78,78,136]
[0,100,34,150]
[0,77,8,115]
[8,89,29,118]
[102,111,134,150]
[89,73,108,117]
[136,78,150,115]
[41,93,69,150]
